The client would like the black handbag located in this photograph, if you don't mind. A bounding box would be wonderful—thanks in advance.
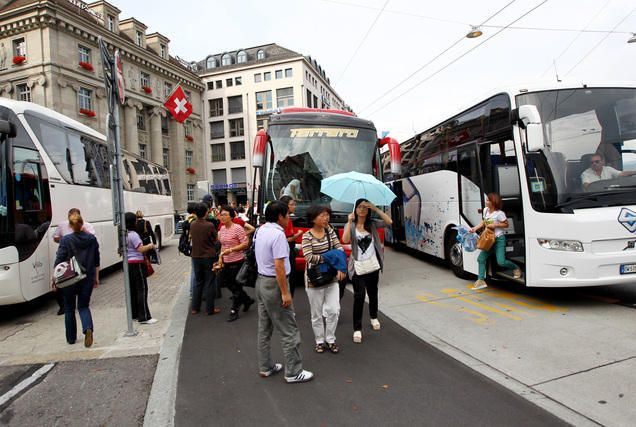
[236,229,258,288]
[306,229,336,287]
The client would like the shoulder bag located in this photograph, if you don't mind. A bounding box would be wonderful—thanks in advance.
[236,229,258,288]
[306,229,336,287]
[53,238,86,288]
[476,227,496,251]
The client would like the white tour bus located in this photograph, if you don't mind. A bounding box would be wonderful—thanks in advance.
[383,82,636,287]
[0,99,174,305]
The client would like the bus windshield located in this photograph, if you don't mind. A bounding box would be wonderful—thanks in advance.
[263,124,377,216]
[518,87,636,212]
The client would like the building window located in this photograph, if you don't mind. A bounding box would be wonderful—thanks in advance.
[137,112,145,130]
[306,89,312,108]
[212,168,227,185]
[16,83,31,102]
[207,82,214,91]
[206,56,216,69]
[139,143,147,159]
[313,94,318,108]
[211,144,226,162]
[209,98,223,117]
[221,53,232,66]
[254,73,262,83]
[285,68,293,78]
[230,141,245,160]
[237,50,247,63]
[210,121,224,139]
[257,119,268,131]
[228,95,243,114]
[229,118,244,137]
[226,78,233,87]
[235,76,242,86]
[264,72,271,81]
[135,30,143,46]
[107,15,115,32]
[78,87,92,111]
[78,45,91,64]
[163,148,169,168]
[257,49,265,60]
[160,44,166,59]
[184,121,192,136]
[140,72,150,88]
[187,184,195,201]
[12,37,26,58]
[185,150,193,167]
[216,80,222,89]
[277,87,294,108]
[275,70,283,79]
[255,91,272,111]
[231,167,246,183]
[164,82,173,97]
[161,115,169,135]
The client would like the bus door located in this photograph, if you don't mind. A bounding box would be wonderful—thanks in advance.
[478,140,525,281]
[388,180,405,245]
[457,145,483,275]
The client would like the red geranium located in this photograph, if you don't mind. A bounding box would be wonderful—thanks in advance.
[142,86,152,94]
[79,61,94,71]
[186,167,196,174]
[12,56,26,65]
[79,108,96,117]
[185,135,194,142]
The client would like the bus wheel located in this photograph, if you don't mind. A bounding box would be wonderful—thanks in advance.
[445,230,471,279]
[154,226,162,250]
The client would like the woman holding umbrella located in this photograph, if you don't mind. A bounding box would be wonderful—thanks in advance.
[342,199,392,344]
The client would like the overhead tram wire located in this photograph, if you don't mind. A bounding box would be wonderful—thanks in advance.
[366,0,549,118]
[563,6,636,77]
[334,0,390,85]
[359,0,518,115]
[538,0,611,79]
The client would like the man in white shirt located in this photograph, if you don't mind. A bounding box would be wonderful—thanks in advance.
[581,153,636,190]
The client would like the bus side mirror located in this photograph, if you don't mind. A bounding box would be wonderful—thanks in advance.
[0,119,16,138]
[379,136,402,176]
[516,105,544,152]
[252,130,269,168]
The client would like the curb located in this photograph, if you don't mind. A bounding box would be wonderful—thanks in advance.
[143,282,189,427]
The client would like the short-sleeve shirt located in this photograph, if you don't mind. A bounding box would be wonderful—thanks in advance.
[483,207,507,238]
[254,222,290,276]
[127,231,145,262]
[581,166,620,186]
[218,222,248,263]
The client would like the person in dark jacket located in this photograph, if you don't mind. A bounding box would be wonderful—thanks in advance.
[190,202,220,315]
[53,213,100,347]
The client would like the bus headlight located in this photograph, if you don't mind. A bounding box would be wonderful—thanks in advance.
[537,239,584,252]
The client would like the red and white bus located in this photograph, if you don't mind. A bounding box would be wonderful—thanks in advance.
[251,107,401,272]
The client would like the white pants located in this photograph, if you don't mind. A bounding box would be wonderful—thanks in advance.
[305,282,340,344]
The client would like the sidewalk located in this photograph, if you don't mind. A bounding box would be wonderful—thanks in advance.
[0,240,190,366]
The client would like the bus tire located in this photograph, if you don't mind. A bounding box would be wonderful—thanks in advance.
[154,226,162,250]
[445,229,472,279]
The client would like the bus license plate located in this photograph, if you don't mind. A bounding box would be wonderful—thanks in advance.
[620,264,636,274]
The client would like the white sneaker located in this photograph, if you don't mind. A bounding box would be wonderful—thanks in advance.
[470,280,487,290]
[285,369,314,384]
[140,318,158,324]
[370,319,381,331]
[259,363,283,378]
[353,331,362,343]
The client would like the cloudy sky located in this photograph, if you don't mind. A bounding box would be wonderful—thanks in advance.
[115,0,636,141]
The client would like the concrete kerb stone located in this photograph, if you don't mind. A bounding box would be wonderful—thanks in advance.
[143,279,189,427]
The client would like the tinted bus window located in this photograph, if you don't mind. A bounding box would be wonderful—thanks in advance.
[0,137,8,247]
[486,94,512,137]
[28,117,73,183]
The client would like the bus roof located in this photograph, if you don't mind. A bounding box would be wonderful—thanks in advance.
[0,98,105,141]
[270,108,377,131]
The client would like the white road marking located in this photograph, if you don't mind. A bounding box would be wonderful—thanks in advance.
[0,363,55,406]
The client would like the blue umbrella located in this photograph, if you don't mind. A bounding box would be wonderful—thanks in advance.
[320,171,397,206]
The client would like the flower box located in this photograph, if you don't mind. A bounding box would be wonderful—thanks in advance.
[12,55,26,65]
[79,61,94,71]
[185,135,194,142]
[142,86,152,94]
[79,108,96,117]
[186,167,196,175]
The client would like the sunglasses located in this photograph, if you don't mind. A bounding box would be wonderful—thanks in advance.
[591,160,602,164]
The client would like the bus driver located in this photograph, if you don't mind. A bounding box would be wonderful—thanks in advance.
[581,153,636,190]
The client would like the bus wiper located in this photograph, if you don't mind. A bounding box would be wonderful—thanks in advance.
[554,189,636,210]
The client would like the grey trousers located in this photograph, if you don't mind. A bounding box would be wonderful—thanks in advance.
[255,275,303,377]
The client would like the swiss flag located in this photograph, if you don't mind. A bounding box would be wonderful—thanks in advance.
[164,85,192,123]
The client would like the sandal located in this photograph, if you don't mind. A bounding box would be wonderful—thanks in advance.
[327,343,340,354]
[315,343,325,353]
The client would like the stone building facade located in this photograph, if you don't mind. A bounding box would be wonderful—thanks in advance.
[0,0,205,212]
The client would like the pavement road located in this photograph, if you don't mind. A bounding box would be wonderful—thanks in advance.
[175,283,566,426]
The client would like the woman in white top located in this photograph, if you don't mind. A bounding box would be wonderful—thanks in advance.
[469,193,521,290]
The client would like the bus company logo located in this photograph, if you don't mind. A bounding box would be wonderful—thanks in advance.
[618,207,636,233]
[32,260,43,270]
[290,128,359,139]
